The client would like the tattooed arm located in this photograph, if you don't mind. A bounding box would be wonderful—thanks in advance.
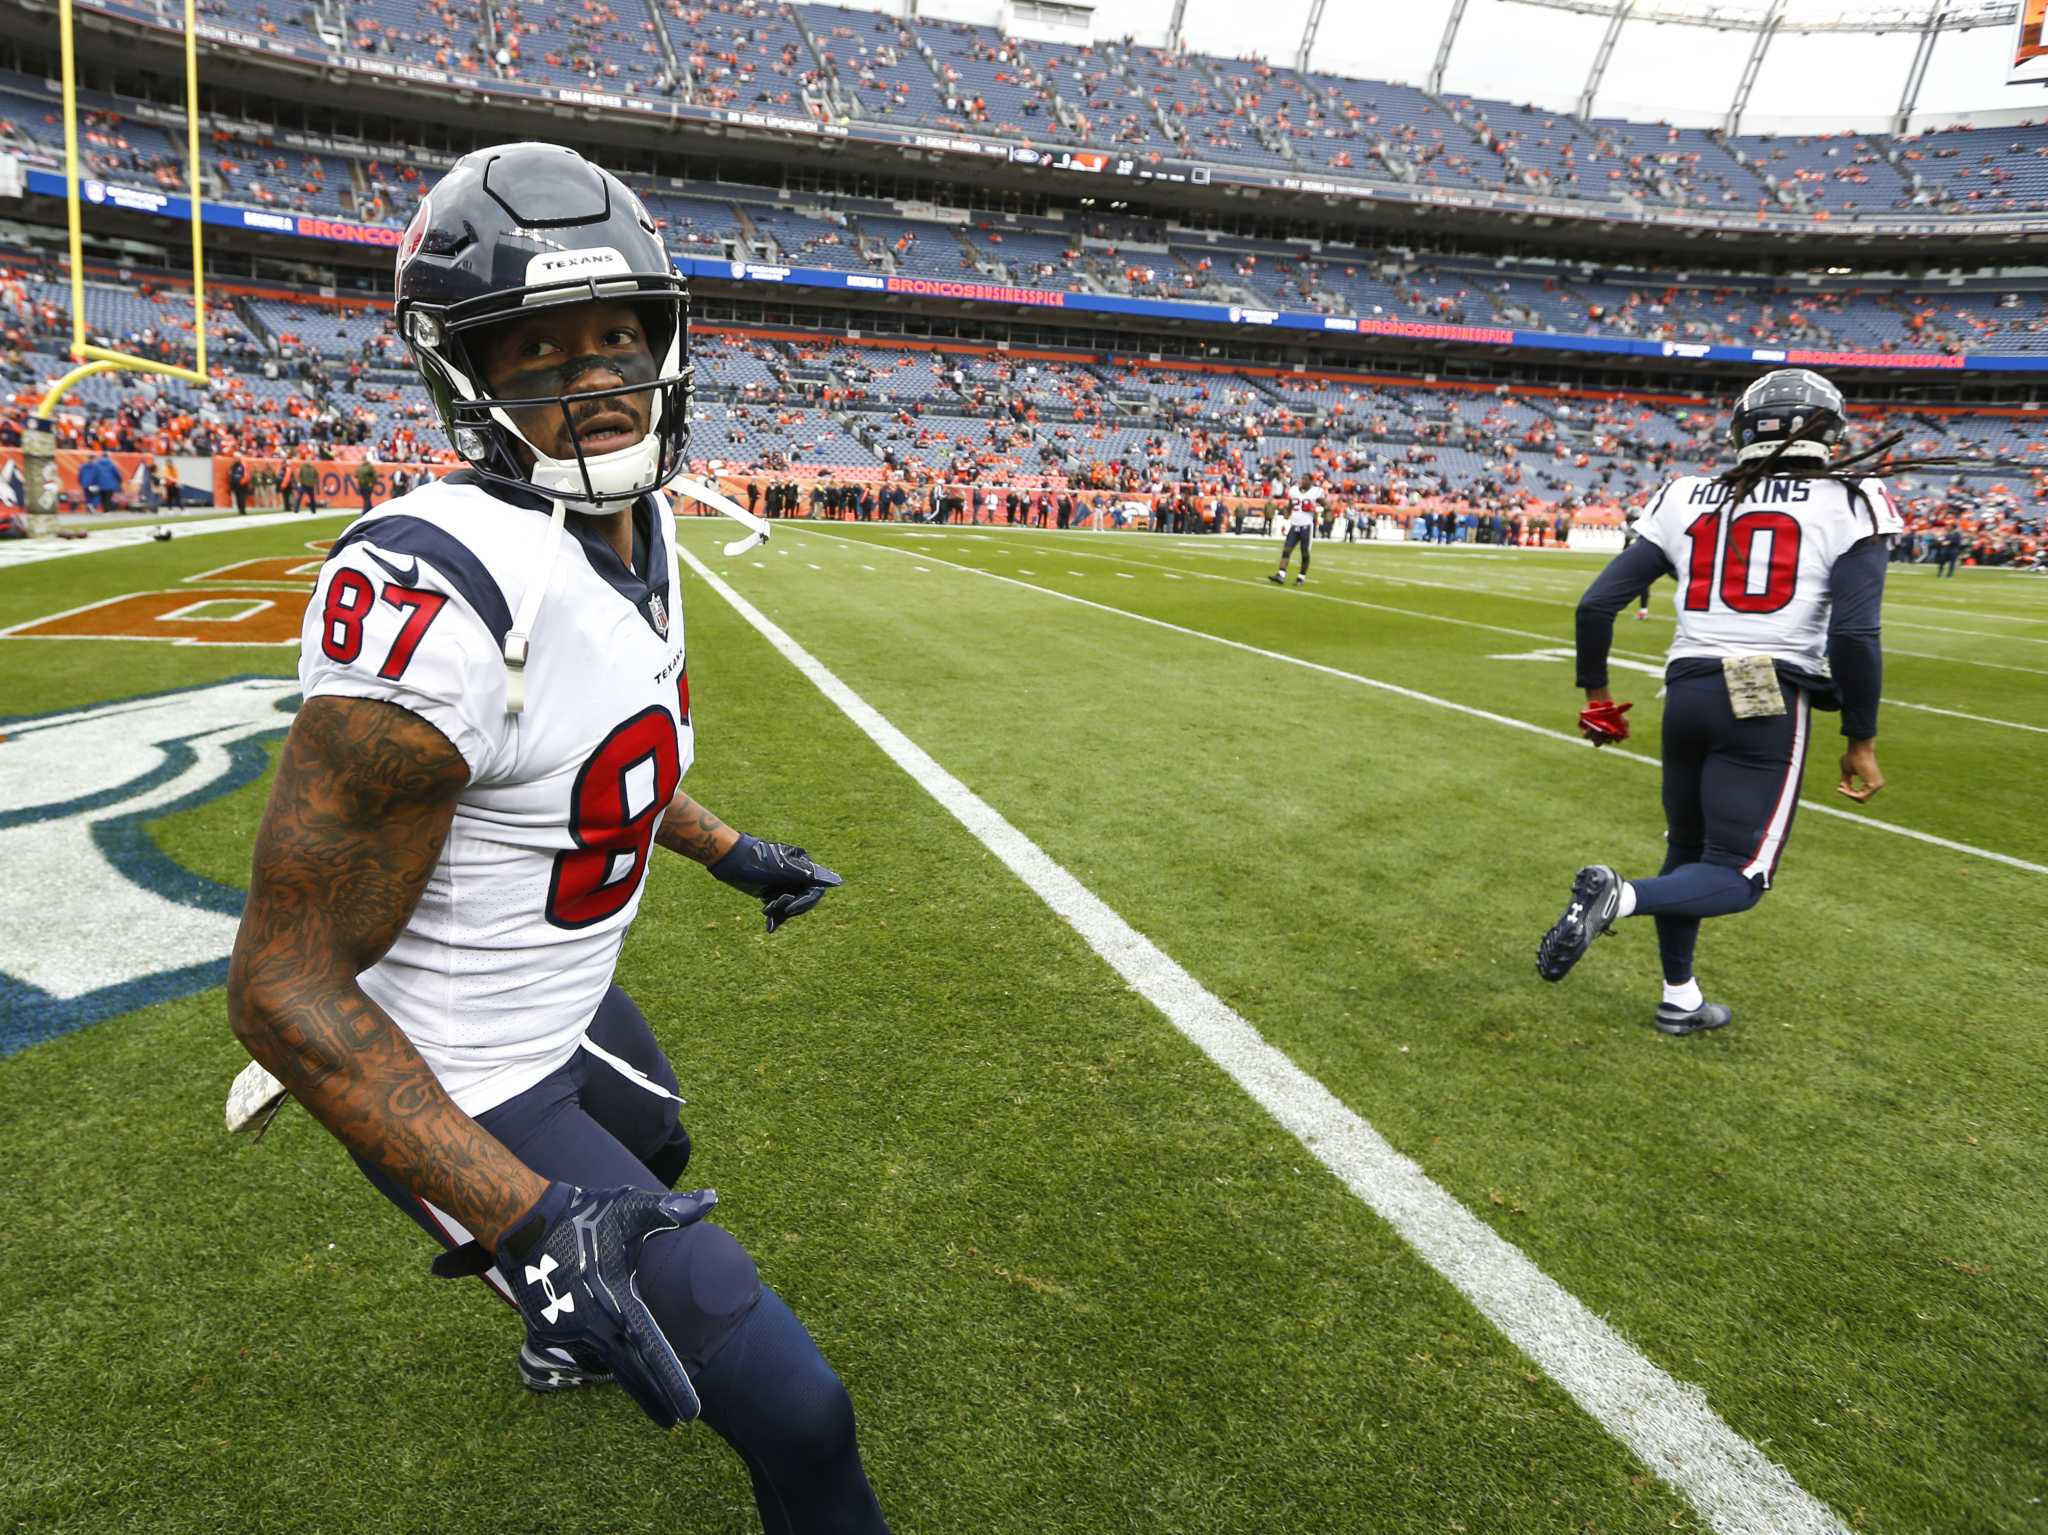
[665,791,844,932]
[226,696,546,1249]
[655,791,742,865]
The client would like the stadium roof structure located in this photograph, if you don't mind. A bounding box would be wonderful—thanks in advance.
[1127,0,2038,134]
[1487,0,2021,133]
[27,0,2048,264]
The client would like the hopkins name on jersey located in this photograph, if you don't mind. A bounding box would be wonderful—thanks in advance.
[1635,473,1902,676]
[300,471,691,1114]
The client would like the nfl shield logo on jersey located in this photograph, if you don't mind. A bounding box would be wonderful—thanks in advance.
[648,591,668,638]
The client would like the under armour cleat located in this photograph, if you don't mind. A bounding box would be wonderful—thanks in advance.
[1268,571,1285,584]
[1295,575,1305,585]
[1536,864,1623,982]
[518,1341,615,1393]
[1654,1000,1733,1036]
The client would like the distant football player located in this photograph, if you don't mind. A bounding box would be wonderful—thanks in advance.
[1536,370,1899,1036]
[226,143,887,1532]
[1269,474,1323,586]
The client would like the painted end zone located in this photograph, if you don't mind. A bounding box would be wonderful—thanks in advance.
[4,590,309,645]
[2,540,325,645]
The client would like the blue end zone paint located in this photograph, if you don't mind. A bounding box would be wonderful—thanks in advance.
[0,680,299,1057]
[88,730,281,920]
[0,960,238,1056]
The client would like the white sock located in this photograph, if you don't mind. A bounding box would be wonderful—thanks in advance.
[1616,880,1639,919]
[1662,978,1703,1011]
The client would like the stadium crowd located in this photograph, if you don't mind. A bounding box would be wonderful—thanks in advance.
[7,62,2048,358]
[22,2,2048,222]
[3,260,2039,566]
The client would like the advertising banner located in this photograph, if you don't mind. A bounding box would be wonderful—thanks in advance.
[27,168,2048,375]
[2012,0,2048,87]
[0,447,191,507]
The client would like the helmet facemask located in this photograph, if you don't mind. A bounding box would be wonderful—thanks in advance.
[403,273,691,514]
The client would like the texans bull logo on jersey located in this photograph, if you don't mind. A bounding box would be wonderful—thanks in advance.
[0,677,300,1054]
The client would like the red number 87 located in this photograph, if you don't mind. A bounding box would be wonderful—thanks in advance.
[319,568,450,680]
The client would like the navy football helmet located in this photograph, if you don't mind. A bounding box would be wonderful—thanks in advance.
[1727,368,1844,466]
[394,142,690,511]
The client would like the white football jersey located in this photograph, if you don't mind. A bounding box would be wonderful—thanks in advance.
[1635,472,1901,674]
[299,472,692,1114]
[1287,484,1323,529]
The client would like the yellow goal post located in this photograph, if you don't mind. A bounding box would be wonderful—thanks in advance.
[23,0,209,523]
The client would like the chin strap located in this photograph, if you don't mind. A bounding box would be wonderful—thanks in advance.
[670,475,771,556]
[504,498,569,716]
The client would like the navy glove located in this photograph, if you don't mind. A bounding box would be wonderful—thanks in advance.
[436,1181,717,1428]
[708,834,843,932]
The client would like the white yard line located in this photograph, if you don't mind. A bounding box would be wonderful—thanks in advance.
[0,510,342,567]
[1153,544,2048,678]
[681,542,1856,1535]
[1016,540,1672,660]
[948,526,2048,619]
[968,540,2048,736]
[1485,648,2048,737]
[1881,616,2048,646]
[1888,699,2048,735]
[796,528,2048,878]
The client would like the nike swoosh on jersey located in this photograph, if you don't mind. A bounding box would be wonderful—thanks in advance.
[363,547,422,586]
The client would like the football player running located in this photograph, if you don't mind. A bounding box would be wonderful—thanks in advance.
[1536,370,1899,1036]
[226,143,888,1531]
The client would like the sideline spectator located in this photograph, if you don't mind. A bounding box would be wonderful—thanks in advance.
[79,449,121,514]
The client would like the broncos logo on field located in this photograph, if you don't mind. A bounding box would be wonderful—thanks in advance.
[0,677,300,1055]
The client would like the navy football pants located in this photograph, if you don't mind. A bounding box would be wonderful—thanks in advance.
[1279,526,1311,574]
[356,987,889,1534]
[1627,672,1812,984]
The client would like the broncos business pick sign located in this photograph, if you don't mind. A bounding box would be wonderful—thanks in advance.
[0,678,300,1053]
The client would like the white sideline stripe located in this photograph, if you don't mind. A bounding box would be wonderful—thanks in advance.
[1046,547,2048,738]
[1029,540,1672,661]
[0,509,344,566]
[961,529,2048,676]
[1884,616,2048,646]
[679,543,1854,1535]
[801,528,2048,878]
[1889,699,2048,735]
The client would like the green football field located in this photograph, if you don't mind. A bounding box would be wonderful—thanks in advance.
[2,514,2043,1535]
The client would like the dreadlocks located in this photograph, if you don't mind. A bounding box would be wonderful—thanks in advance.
[1713,415,1962,536]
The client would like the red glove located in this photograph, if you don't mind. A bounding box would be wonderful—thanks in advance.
[1578,699,1632,747]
